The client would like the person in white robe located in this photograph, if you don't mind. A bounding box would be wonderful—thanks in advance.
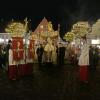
[8,47,17,80]
[78,37,90,83]
[78,39,89,66]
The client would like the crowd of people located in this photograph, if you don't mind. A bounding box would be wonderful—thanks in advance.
[35,36,100,84]
[0,40,12,71]
[35,38,99,68]
[0,37,99,82]
[36,38,66,67]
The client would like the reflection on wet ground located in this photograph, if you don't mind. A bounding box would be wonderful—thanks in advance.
[0,63,100,100]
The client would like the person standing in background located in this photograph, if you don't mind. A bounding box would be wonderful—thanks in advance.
[52,43,57,65]
[36,44,44,66]
[5,40,12,71]
[0,45,3,70]
[89,45,94,71]
[56,43,65,66]
[93,46,99,70]
[78,36,89,83]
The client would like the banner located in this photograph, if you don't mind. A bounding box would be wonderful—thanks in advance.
[28,40,34,59]
[12,37,24,61]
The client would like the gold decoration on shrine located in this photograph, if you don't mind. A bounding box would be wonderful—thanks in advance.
[63,32,75,42]
[47,21,53,32]
[40,31,58,38]
[5,18,28,37]
[40,21,58,38]
[71,21,91,38]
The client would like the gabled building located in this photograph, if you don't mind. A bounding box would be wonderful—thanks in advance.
[33,17,49,34]
[31,17,59,45]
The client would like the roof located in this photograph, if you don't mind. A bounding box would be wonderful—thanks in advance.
[32,17,49,35]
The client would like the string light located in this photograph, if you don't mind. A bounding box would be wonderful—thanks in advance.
[40,21,58,38]
[5,22,27,37]
[71,21,91,38]
[64,32,75,42]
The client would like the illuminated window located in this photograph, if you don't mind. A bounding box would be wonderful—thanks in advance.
[97,45,100,49]
[91,39,100,44]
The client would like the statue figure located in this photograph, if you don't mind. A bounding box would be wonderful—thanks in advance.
[24,17,28,32]
[48,21,53,32]
[44,38,54,63]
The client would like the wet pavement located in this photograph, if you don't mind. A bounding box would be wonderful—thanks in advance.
[0,63,100,100]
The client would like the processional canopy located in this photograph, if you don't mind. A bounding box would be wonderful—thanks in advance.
[5,18,29,61]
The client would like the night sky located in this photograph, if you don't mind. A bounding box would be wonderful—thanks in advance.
[0,0,100,37]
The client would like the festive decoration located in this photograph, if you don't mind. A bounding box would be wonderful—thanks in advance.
[89,19,100,38]
[5,22,25,37]
[71,21,91,38]
[63,32,75,42]
[40,21,58,38]
[5,18,28,37]
[47,21,53,32]
[40,31,58,38]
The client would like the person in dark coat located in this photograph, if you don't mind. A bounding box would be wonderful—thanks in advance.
[89,46,99,71]
[5,40,12,70]
[89,46,94,70]
[36,44,44,66]
[1,45,7,70]
[56,43,65,66]
[93,46,99,70]
[0,46,3,69]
